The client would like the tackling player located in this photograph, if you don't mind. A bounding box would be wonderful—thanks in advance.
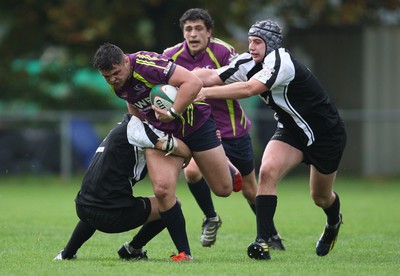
[194,19,346,260]
[54,114,192,261]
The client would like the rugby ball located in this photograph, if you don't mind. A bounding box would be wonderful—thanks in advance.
[150,84,178,110]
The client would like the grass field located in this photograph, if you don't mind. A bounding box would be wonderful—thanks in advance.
[0,174,399,275]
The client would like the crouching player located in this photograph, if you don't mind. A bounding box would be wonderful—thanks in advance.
[53,113,192,261]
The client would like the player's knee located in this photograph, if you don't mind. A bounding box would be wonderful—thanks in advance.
[183,167,202,183]
[152,181,173,200]
[241,185,256,201]
[310,192,331,208]
[259,163,280,183]
[212,185,232,197]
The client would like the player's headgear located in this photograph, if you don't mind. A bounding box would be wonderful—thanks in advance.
[248,20,282,55]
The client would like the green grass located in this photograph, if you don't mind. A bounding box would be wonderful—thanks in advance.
[0,175,399,275]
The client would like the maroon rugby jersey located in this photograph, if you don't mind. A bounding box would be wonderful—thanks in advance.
[163,38,251,138]
[110,51,211,139]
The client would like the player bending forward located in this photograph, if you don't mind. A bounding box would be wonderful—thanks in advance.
[53,114,192,261]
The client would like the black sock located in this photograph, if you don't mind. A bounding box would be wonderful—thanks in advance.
[323,192,341,225]
[188,178,216,218]
[255,195,277,242]
[130,219,166,249]
[251,203,280,237]
[159,201,191,255]
[249,203,256,215]
[63,220,96,258]
[269,220,278,237]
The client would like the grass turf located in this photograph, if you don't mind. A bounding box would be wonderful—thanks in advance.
[0,175,399,275]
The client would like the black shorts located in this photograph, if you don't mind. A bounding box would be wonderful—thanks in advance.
[271,121,346,174]
[182,116,221,152]
[222,133,255,176]
[75,197,151,234]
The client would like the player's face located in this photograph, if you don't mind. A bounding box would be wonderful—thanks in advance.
[182,19,211,56]
[248,36,266,63]
[99,56,131,88]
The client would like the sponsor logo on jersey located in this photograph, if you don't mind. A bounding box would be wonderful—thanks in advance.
[134,84,148,94]
[134,97,152,111]
[259,67,275,81]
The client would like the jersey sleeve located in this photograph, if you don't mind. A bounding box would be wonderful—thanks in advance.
[216,52,254,83]
[127,116,165,148]
[252,49,295,89]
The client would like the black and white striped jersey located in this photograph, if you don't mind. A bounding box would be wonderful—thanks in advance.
[217,49,341,146]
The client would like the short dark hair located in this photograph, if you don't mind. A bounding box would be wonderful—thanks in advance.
[179,8,214,30]
[93,42,125,71]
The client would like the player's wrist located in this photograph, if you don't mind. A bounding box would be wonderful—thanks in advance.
[167,107,181,118]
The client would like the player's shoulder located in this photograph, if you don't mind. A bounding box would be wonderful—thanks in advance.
[163,42,185,56]
[209,37,235,51]
[265,48,293,66]
[232,52,253,64]
[209,37,236,53]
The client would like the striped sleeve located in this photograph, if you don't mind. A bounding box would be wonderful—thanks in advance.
[127,116,165,148]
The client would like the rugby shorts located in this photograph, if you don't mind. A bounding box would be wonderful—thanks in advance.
[222,133,255,176]
[76,196,151,233]
[182,116,221,152]
[271,121,346,174]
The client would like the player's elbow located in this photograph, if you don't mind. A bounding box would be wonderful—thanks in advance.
[247,79,268,96]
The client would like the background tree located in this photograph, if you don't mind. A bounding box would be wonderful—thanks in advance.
[0,0,399,111]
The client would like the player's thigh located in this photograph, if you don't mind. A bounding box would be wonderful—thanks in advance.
[260,140,303,180]
[146,148,182,189]
[193,145,232,192]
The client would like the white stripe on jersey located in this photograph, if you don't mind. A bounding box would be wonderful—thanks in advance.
[216,52,255,83]
[132,145,146,181]
[127,116,164,148]
[254,49,315,145]
[218,49,316,146]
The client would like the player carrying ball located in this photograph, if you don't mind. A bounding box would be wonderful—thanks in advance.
[93,43,242,261]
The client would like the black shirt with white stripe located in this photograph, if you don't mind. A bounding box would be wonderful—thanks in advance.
[217,49,341,146]
[75,114,162,209]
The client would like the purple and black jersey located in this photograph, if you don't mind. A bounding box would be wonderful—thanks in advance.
[111,51,211,139]
[163,38,251,139]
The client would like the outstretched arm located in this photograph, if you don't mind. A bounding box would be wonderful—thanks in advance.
[196,78,268,101]
[192,68,224,87]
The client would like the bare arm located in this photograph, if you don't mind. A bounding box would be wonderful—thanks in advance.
[153,65,203,123]
[167,65,203,114]
[196,78,268,101]
[192,68,224,87]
